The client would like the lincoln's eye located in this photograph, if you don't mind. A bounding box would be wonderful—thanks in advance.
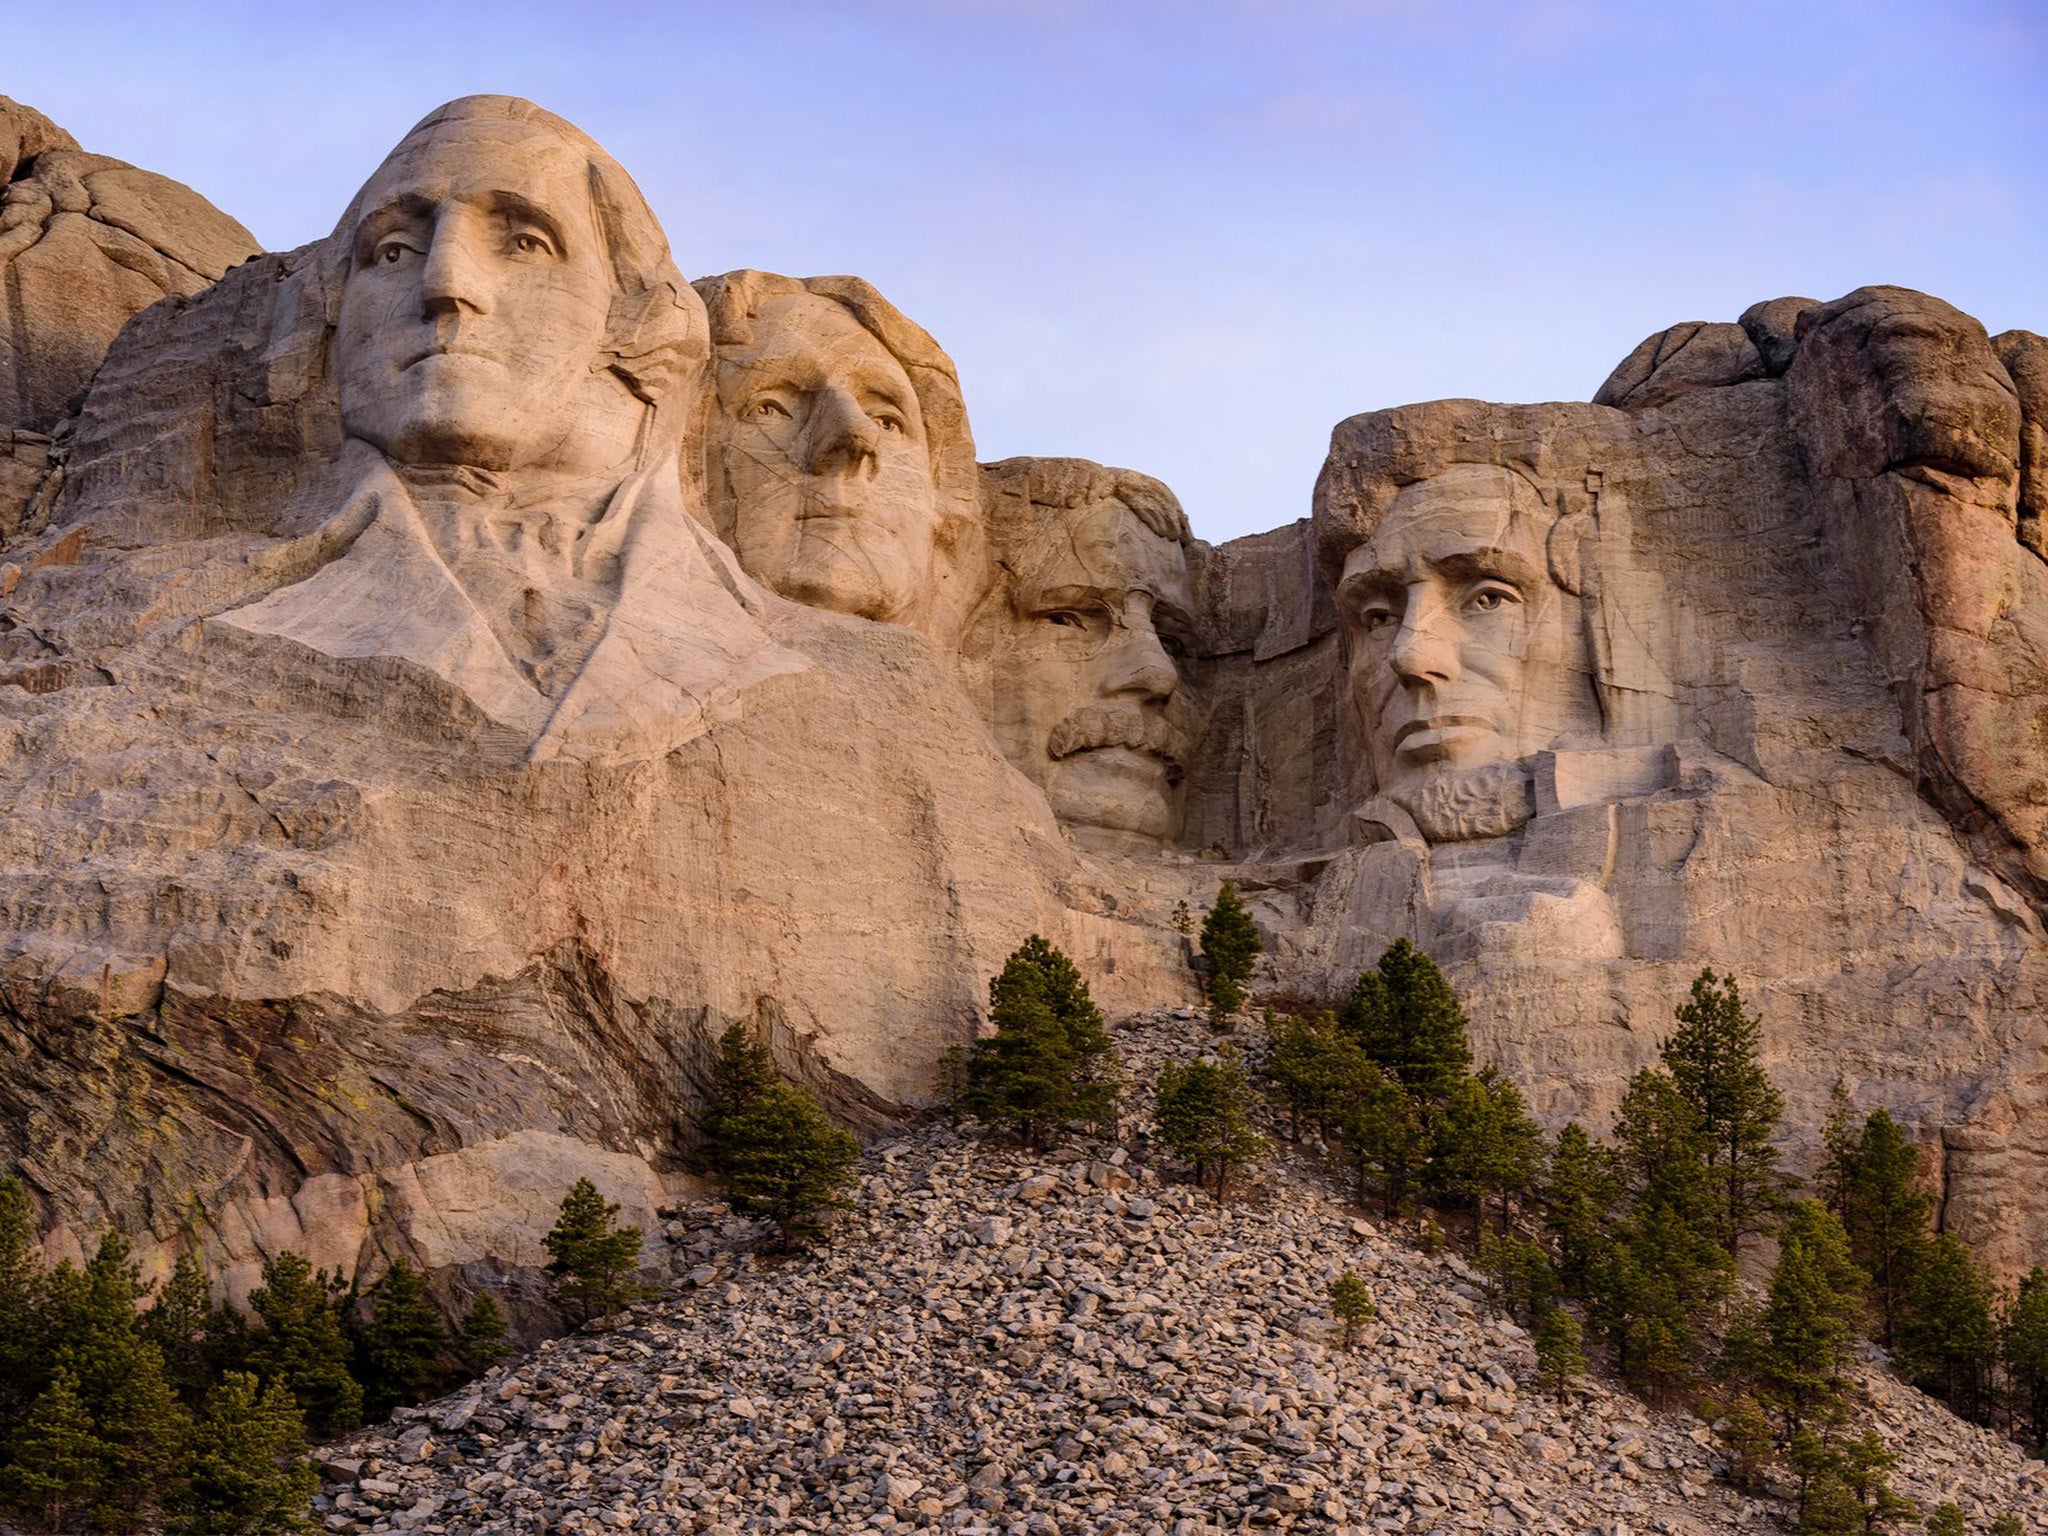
[1468,584,1518,613]
[1360,606,1397,632]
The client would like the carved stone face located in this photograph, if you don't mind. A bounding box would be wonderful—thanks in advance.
[996,500,1195,853]
[336,117,645,478]
[711,293,941,626]
[1338,464,1598,812]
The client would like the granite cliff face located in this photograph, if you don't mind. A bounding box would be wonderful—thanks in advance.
[1,95,2045,1296]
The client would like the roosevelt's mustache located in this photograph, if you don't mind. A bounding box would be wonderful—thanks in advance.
[1048,705,1184,771]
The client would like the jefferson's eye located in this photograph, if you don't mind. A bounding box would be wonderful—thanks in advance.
[747,398,792,422]
[873,413,905,434]
[508,231,557,257]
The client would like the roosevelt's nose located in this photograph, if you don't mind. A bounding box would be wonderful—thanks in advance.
[801,385,881,477]
[1387,587,1461,686]
[419,213,494,320]
[1101,609,1180,704]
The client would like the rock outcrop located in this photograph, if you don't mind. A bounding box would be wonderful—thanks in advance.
[2,93,2047,1297]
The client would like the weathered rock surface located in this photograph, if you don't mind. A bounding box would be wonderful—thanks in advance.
[308,1013,2048,1535]
[0,97,257,439]
[2,90,2047,1303]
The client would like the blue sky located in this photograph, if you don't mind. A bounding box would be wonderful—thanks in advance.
[12,0,2044,542]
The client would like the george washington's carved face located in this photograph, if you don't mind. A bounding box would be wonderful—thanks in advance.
[336,117,645,479]
[1337,464,1599,821]
[711,293,942,626]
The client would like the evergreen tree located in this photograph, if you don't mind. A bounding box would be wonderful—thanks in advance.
[1758,1201,1865,1435]
[1198,883,1262,1025]
[2,1367,106,1531]
[1593,1068,1731,1400]
[1533,1307,1587,1400]
[698,1020,781,1176]
[1661,969,1785,1258]
[2000,1265,2048,1455]
[1434,1067,1545,1233]
[1710,1391,1776,1494]
[1329,1270,1374,1351]
[145,1251,224,1406]
[1989,1516,2026,1536]
[168,1371,316,1535]
[1839,1108,1934,1348]
[1835,1430,1917,1533]
[40,1233,191,1525]
[1265,1011,1374,1144]
[1924,1505,1968,1536]
[1155,1046,1268,1202]
[459,1293,512,1373]
[722,1079,862,1251]
[1791,1430,1863,1536]
[1335,1066,1428,1218]
[544,1179,650,1328]
[246,1251,362,1439]
[0,1174,46,1441]
[359,1257,452,1414]
[963,935,1121,1148]
[1817,1079,1859,1224]
[1897,1232,1996,1417]
[1477,1228,1557,1327]
[1338,939,1473,1104]
[1542,1122,1620,1299]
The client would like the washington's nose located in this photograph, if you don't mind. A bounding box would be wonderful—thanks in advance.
[1387,588,1461,686]
[801,385,881,477]
[419,218,493,320]
[1102,617,1180,704]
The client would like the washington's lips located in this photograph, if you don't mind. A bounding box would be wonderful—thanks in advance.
[1048,705,1184,773]
[401,342,503,370]
[1391,713,1496,748]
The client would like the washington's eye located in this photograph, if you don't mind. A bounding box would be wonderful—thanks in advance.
[373,239,416,266]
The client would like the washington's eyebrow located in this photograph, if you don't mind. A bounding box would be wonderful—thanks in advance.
[352,193,436,257]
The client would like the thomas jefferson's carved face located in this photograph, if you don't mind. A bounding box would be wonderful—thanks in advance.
[336,118,645,478]
[996,500,1195,853]
[1338,464,1598,810]
[711,293,942,626]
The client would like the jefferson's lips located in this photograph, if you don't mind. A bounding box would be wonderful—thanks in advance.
[401,344,501,370]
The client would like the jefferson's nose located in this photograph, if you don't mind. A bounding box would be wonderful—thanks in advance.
[1101,611,1180,704]
[1387,587,1461,686]
[801,385,880,477]
[419,215,493,319]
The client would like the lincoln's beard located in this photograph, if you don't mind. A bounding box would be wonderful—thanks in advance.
[1391,759,1536,843]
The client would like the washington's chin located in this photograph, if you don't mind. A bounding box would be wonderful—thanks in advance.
[1048,748,1178,850]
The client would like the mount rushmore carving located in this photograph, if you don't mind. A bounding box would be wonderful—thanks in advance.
[2,94,2046,1292]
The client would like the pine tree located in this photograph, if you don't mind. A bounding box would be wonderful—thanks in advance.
[1198,883,1263,1025]
[146,1252,218,1406]
[1924,1504,1969,1536]
[1,1366,106,1531]
[1593,1068,1731,1400]
[1758,1201,1865,1435]
[246,1251,363,1439]
[1533,1307,1587,1400]
[359,1257,452,1414]
[1477,1228,1556,1327]
[2000,1265,2048,1455]
[1155,1046,1268,1202]
[1338,939,1473,1105]
[1817,1079,1859,1224]
[1335,1065,1428,1217]
[458,1293,511,1373]
[722,1080,862,1251]
[39,1233,192,1524]
[1543,1122,1620,1299]
[1434,1067,1545,1233]
[168,1371,316,1535]
[698,1020,780,1176]
[1661,969,1785,1258]
[1989,1516,2026,1536]
[0,1174,46,1441]
[1897,1232,1996,1417]
[544,1179,650,1328]
[1835,1430,1917,1533]
[1710,1391,1775,1494]
[1839,1108,1934,1348]
[1329,1270,1374,1351]
[1264,1011,1374,1144]
[964,935,1121,1149]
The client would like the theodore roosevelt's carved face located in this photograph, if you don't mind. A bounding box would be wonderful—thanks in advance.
[336,117,646,479]
[1338,464,1599,811]
[711,293,942,626]
[996,497,1195,853]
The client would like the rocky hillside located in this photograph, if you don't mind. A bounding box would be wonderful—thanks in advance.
[312,1014,2047,1535]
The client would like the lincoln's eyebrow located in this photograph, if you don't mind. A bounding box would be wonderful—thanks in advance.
[1431,546,1541,588]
